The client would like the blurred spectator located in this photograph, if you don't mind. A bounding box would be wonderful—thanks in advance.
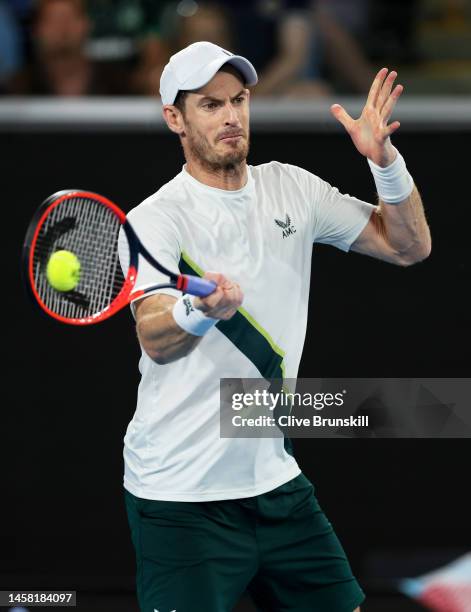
[416,0,471,62]
[0,2,23,93]
[412,0,471,93]
[132,1,231,96]
[157,0,333,98]
[314,0,375,94]
[85,0,170,95]
[0,0,39,95]
[3,0,469,97]
[220,0,377,97]
[154,0,379,98]
[174,1,232,49]
[9,0,130,95]
[230,0,333,98]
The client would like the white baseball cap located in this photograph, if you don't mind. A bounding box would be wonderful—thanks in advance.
[159,41,258,105]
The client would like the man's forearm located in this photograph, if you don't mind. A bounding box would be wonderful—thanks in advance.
[369,144,431,265]
[378,184,432,265]
[137,301,202,365]
[135,273,243,365]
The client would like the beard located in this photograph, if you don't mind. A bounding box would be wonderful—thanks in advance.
[184,123,250,174]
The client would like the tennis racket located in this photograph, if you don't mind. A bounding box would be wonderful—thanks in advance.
[22,189,217,325]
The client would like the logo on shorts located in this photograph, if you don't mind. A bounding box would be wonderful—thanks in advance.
[183,296,194,316]
[274,213,296,238]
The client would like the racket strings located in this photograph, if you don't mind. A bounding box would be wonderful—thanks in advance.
[32,196,125,319]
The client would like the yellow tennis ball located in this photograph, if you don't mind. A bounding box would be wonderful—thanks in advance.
[46,250,81,292]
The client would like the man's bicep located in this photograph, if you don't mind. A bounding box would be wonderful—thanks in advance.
[349,208,402,264]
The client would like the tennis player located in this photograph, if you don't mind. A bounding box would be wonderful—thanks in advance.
[119,41,431,612]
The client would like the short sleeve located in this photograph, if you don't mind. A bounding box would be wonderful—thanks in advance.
[118,201,181,318]
[286,164,375,252]
[312,176,375,252]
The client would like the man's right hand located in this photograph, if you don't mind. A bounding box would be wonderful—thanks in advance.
[194,272,244,320]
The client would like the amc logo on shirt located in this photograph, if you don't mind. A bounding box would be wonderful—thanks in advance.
[274,213,297,238]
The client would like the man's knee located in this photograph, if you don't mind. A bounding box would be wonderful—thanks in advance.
[353,608,361,612]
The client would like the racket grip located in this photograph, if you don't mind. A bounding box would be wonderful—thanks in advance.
[183,275,217,297]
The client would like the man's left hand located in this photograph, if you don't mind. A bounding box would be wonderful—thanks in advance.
[330,67,403,167]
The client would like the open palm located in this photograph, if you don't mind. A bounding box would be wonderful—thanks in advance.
[331,68,404,167]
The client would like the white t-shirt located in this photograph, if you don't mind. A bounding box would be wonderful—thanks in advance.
[118,161,374,501]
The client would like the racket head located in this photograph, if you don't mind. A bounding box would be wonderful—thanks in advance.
[22,189,138,325]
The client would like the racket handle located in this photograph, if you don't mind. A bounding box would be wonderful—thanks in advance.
[183,275,217,297]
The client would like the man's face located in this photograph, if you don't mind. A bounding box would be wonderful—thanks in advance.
[36,0,89,57]
[179,69,250,172]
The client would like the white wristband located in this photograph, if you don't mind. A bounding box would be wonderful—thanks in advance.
[367,147,414,204]
[172,295,218,336]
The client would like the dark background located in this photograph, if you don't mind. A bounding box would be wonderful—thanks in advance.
[2,127,470,610]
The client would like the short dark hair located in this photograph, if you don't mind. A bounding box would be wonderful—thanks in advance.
[172,64,245,115]
[174,90,189,115]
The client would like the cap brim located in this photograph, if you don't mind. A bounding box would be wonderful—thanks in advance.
[180,54,258,93]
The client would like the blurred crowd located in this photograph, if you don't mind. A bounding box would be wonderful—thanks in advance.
[1,0,470,97]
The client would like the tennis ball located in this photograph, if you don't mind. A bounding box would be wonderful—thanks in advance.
[46,250,81,292]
